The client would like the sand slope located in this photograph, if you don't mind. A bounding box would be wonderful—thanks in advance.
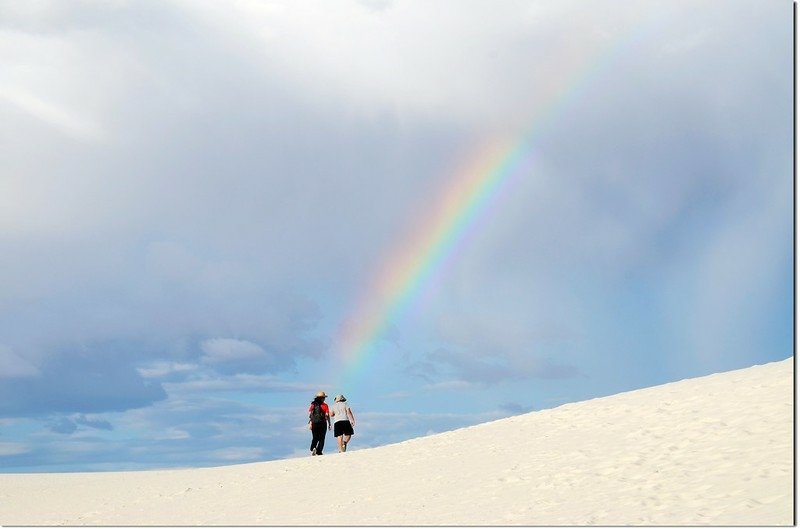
[0,358,793,526]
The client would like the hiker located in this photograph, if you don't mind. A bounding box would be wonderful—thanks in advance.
[308,391,331,456]
[330,394,356,452]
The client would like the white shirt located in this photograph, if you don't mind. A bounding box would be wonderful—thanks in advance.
[330,401,352,423]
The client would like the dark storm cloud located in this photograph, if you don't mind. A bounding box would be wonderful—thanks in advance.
[74,414,113,430]
[48,417,78,435]
[0,350,167,417]
[48,414,113,435]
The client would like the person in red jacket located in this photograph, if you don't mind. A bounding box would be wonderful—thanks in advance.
[308,391,331,455]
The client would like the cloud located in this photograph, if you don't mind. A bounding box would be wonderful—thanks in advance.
[48,417,78,434]
[531,360,581,380]
[682,172,793,370]
[0,442,30,456]
[0,345,39,378]
[75,414,114,431]
[401,311,583,387]
[0,351,167,418]
[426,348,515,384]
[163,374,317,394]
[422,380,475,392]
[498,402,531,415]
[406,346,580,387]
[47,415,116,436]
[357,0,395,12]
[0,87,105,142]
[0,0,159,34]
[137,361,198,379]
[200,338,275,375]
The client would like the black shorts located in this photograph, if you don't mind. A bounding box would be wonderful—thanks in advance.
[334,421,354,437]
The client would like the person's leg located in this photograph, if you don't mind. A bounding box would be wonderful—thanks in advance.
[334,422,345,452]
[342,421,353,451]
[317,427,326,455]
[311,425,324,455]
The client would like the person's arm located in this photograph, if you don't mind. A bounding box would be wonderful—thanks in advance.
[327,410,332,430]
[347,407,355,427]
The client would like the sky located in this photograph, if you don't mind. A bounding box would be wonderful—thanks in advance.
[0,0,793,472]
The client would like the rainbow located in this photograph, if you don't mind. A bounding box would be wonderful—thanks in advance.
[332,10,663,393]
[333,138,525,391]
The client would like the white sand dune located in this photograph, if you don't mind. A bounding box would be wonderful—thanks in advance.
[0,357,793,526]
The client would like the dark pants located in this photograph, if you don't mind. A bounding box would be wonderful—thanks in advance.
[310,424,327,454]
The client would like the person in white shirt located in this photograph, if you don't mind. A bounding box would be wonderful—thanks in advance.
[330,394,356,452]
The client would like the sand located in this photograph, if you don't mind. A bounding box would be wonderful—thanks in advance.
[0,357,793,526]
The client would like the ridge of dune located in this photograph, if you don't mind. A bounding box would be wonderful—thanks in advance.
[0,357,793,526]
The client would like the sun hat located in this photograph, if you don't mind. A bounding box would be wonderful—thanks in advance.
[334,394,346,402]
[316,391,327,398]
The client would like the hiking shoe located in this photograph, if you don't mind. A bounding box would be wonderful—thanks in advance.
[311,448,317,456]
